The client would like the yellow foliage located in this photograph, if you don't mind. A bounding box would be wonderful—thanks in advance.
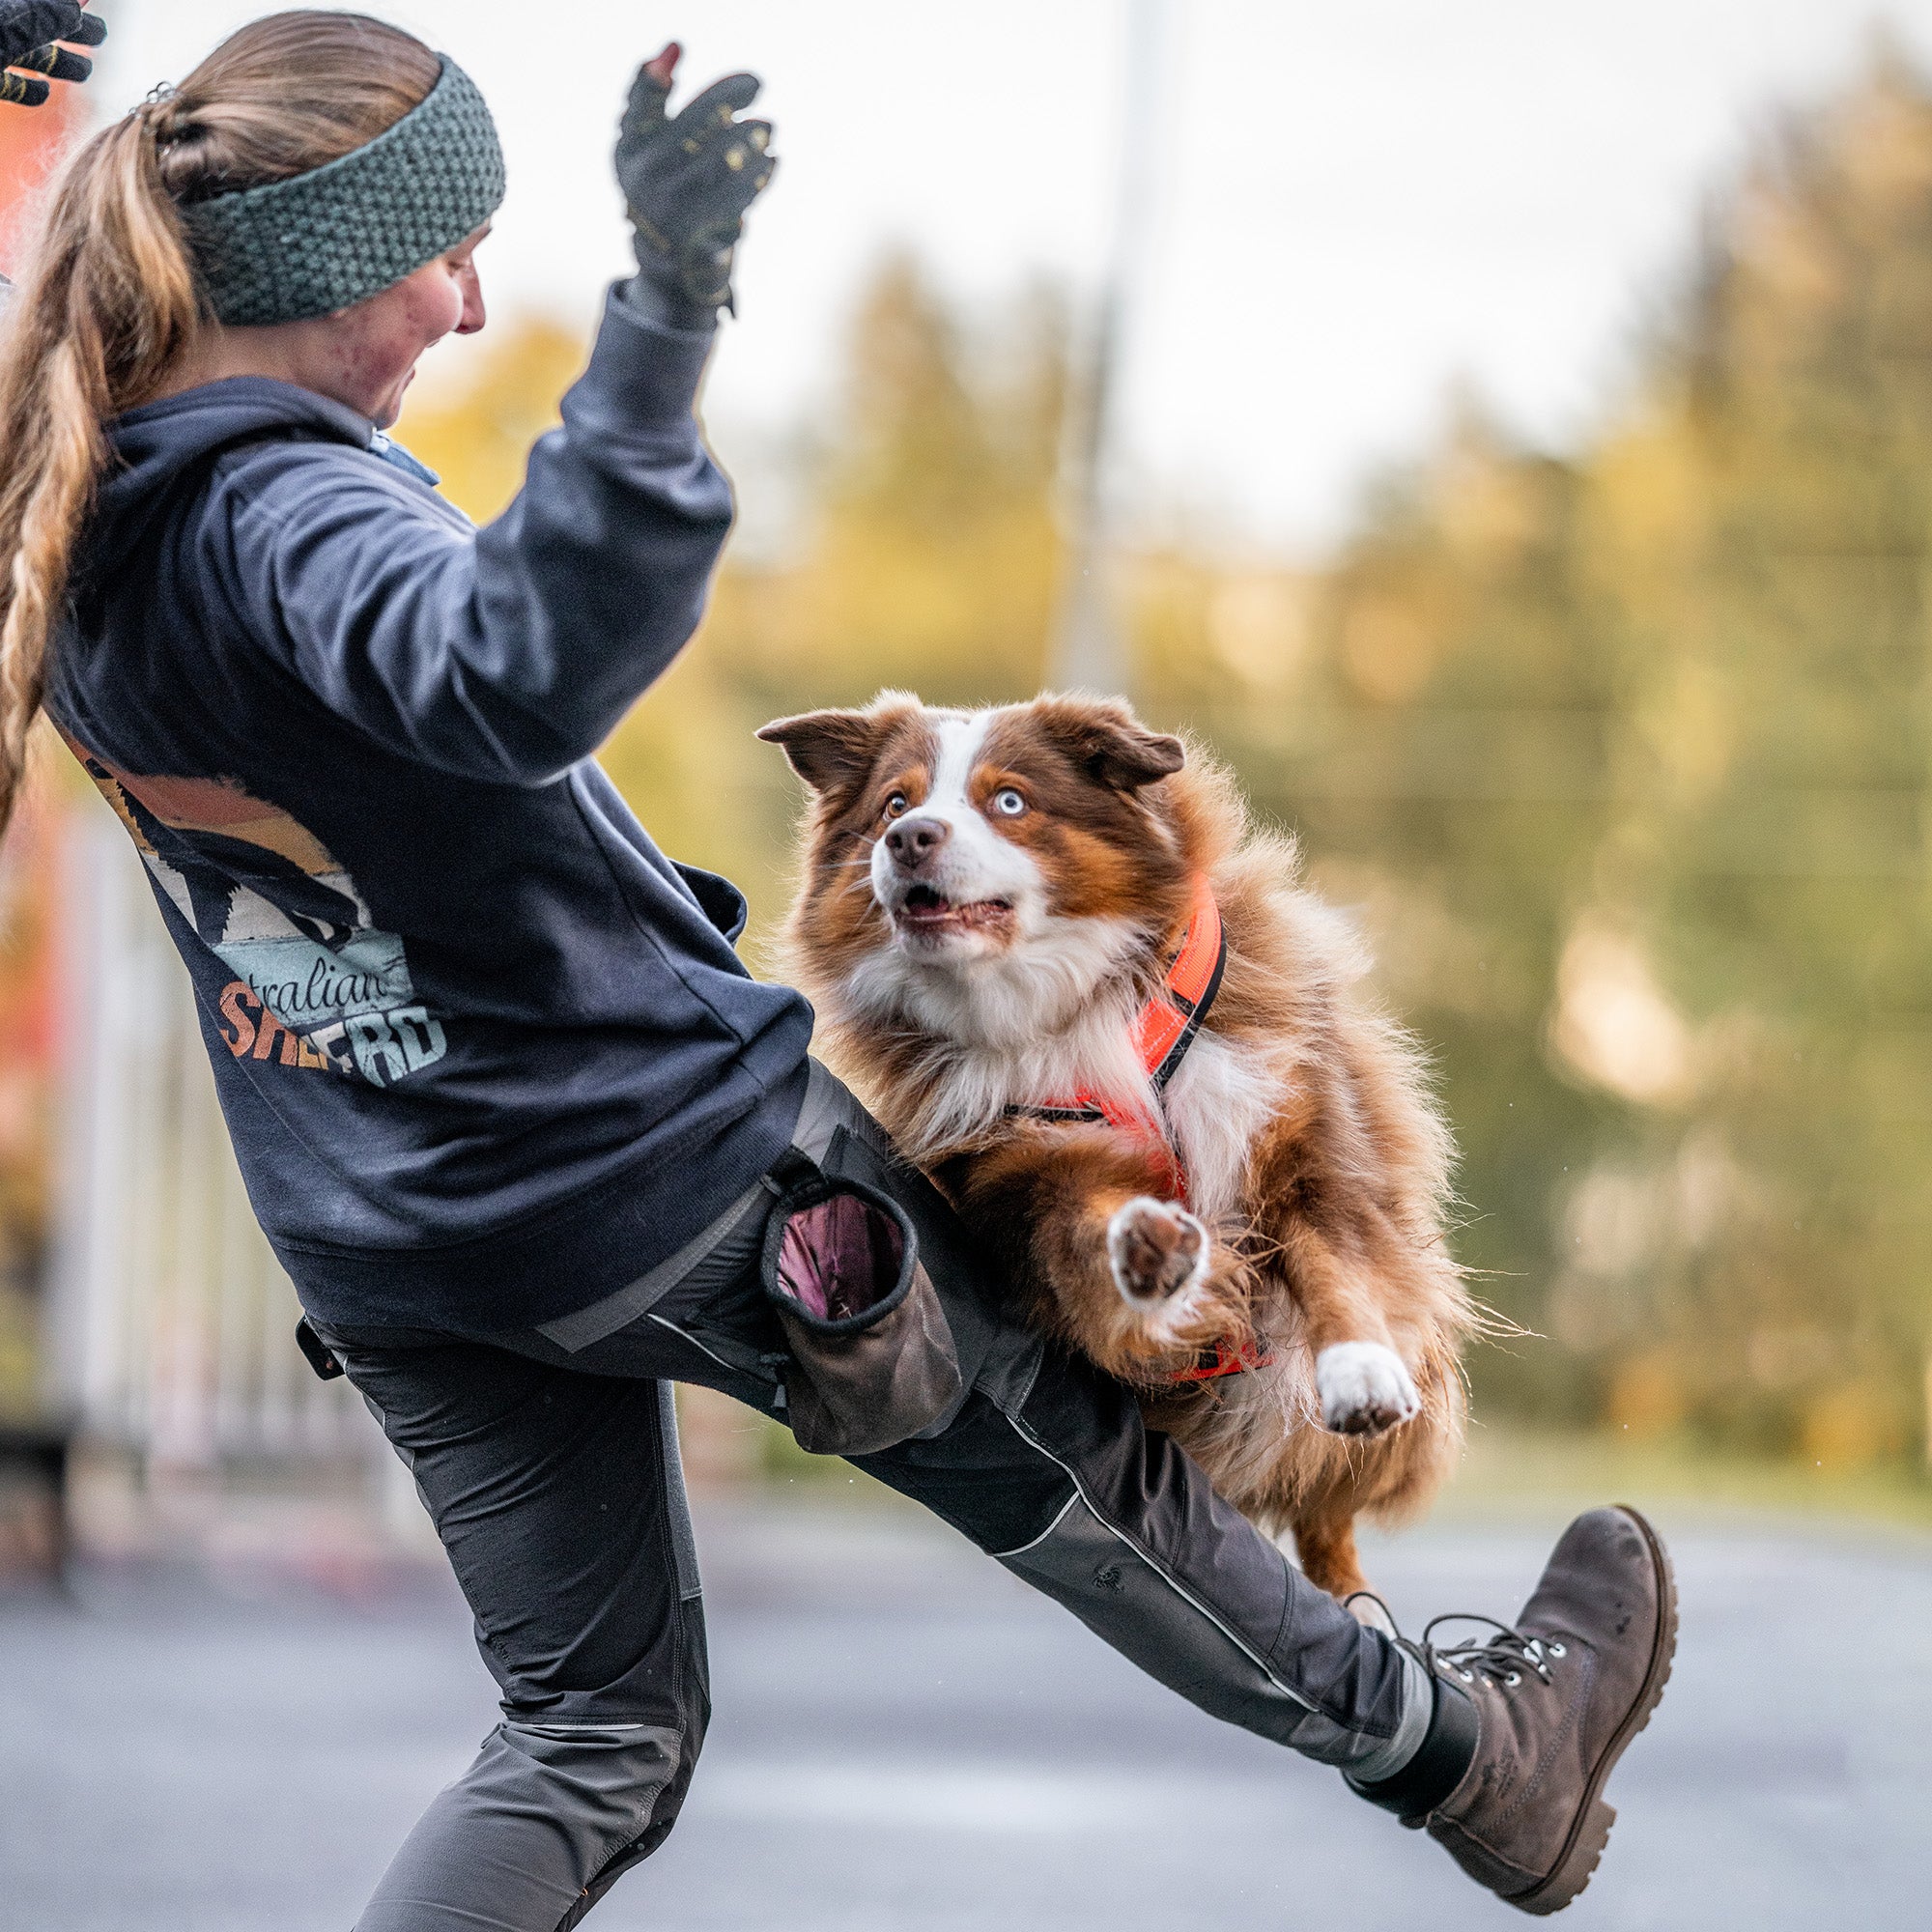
[1606,1354,1689,1441]
[1802,1383,1905,1470]
[394,321,588,525]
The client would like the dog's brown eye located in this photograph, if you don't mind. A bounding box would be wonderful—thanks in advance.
[884,792,910,818]
[991,787,1027,817]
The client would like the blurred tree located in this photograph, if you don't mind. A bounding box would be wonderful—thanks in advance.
[709,251,1067,714]
[1151,399,1631,1428]
[700,254,1071,930]
[1184,49,1932,1464]
[1576,49,1932,1463]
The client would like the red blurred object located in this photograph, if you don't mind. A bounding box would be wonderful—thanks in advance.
[0,782,61,1071]
[0,87,84,1229]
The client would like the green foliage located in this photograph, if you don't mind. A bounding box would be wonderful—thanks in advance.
[1576,58,1932,1464]
[1178,54,1932,1464]
[1166,405,1630,1430]
[707,251,1066,714]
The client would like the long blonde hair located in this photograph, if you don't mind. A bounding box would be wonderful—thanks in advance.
[0,11,441,839]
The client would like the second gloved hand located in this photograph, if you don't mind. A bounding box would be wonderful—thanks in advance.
[615,43,777,328]
[0,1,104,109]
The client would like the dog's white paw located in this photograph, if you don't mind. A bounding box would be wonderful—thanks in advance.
[1107,1197,1209,1315]
[1315,1342,1420,1436]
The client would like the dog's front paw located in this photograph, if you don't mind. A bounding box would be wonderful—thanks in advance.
[1107,1197,1208,1310]
[1315,1342,1420,1436]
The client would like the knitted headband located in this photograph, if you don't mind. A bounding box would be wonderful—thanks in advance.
[176,55,506,328]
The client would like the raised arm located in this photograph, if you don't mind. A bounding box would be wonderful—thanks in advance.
[247,44,780,784]
[247,292,731,783]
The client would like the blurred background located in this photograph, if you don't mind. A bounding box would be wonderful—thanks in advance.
[4,4,1932,1928]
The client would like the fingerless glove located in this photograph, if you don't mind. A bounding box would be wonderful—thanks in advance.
[615,61,778,329]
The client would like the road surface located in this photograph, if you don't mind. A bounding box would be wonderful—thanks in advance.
[2,1491,1925,1929]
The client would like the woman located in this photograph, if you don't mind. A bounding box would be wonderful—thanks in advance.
[0,14,1674,1929]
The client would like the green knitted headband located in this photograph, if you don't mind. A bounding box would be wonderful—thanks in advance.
[178,55,506,327]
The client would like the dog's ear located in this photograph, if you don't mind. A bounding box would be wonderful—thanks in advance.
[1040,701,1185,793]
[756,709,887,794]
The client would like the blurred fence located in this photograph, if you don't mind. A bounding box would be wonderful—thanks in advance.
[45,798,377,1476]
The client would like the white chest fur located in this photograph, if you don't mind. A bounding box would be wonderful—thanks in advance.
[1158,1030,1278,1225]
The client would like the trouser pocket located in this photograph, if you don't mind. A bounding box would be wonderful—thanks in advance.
[295,1317,345,1380]
[759,1149,962,1455]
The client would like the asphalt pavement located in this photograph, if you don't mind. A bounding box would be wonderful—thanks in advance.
[3,1488,1927,1931]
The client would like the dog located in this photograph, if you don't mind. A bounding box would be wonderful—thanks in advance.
[757,692,1474,1604]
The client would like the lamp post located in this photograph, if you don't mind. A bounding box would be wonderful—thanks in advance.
[1050,0,1167,696]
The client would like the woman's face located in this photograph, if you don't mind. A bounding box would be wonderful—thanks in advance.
[293,222,491,428]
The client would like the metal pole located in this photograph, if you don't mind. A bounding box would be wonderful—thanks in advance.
[1050,0,1167,696]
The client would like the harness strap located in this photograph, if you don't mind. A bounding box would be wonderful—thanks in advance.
[1012,874,1228,1135]
[1171,1332,1273,1384]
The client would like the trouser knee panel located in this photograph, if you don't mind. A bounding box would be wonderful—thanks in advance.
[355,1718,698,1932]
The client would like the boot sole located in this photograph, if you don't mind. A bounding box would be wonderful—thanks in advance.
[1511,1504,1678,1918]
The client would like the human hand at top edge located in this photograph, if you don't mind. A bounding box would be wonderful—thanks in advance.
[0,3,105,110]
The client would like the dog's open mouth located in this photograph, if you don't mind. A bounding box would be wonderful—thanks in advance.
[895,884,1013,937]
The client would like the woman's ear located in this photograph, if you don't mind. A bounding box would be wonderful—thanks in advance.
[755,709,887,794]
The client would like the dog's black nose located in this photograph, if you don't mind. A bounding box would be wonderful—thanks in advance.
[885,816,950,868]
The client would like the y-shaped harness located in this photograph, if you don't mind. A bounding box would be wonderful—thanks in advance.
[1008,876,1271,1383]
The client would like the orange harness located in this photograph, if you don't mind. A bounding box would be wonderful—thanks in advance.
[1010,876,1271,1384]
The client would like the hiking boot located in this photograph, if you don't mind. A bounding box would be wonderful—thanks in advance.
[1349,1504,1678,1916]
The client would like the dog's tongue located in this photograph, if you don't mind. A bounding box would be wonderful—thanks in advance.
[904,885,950,916]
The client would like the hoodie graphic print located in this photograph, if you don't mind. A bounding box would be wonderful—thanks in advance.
[66,735,447,1089]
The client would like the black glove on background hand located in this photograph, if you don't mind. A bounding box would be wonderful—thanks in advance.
[0,2,104,109]
[615,53,777,329]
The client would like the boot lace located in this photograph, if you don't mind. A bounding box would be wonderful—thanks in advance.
[1347,1596,1567,1693]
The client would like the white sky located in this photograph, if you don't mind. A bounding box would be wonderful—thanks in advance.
[83,1,1932,553]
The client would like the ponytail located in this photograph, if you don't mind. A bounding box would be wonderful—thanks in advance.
[0,10,440,840]
[0,104,198,838]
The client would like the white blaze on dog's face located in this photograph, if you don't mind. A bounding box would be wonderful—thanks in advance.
[758,694,1193,1030]
[872,710,1042,960]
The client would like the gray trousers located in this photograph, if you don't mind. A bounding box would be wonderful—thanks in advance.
[322,1064,1425,1931]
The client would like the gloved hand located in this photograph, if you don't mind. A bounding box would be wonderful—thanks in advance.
[0,2,105,110]
[614,42,777,328]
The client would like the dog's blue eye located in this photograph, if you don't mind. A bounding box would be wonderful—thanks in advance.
[992,788,1027,817]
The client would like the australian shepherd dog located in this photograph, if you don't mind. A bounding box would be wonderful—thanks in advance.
[758,692,1474,1604]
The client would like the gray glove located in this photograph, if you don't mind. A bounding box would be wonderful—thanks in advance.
[0,2,104,109]
[615,48,777,328]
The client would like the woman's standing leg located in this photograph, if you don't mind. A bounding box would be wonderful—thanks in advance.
[321,1328,709,1932]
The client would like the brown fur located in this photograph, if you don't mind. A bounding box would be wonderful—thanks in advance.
[760,693,1474,1603]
